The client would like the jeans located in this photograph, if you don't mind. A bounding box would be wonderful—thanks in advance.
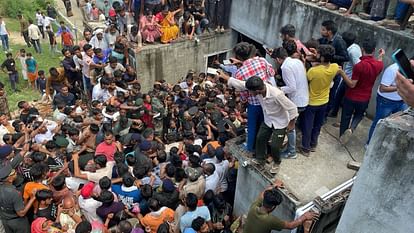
[367,94,408,144]
[206,0,218,27]
[246,104,264,152]
[326,75,341,118]
[0,34,9,51]
[49,44,58,53]
[301,104,328,151]
[285,107,306,154]
[340,97,369,136]
[31,39,42,53]
[330,81,347,116]
[255,123,286,163]
[196,18,209,34]
[8,72,19,92]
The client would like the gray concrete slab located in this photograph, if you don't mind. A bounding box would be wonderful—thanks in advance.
[230,114,371,209]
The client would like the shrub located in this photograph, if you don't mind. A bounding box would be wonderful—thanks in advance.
[0,0,51,18]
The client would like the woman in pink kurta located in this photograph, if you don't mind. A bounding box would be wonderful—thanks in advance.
[140,11,162,43]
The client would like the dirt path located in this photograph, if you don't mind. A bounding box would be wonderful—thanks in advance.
[54,0,85,31]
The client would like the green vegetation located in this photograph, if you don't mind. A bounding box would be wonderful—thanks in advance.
[0,18,63,112]
[0,0,51,18]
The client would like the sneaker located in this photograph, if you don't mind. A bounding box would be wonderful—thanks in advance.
[310,146,317,152]
[298,147,310,157]
[340,129,353,144]
[281,151,297,159]
[269,162,280,174]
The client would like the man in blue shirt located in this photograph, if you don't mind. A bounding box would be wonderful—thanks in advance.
[111,173,142,209]
[180,193,213,232]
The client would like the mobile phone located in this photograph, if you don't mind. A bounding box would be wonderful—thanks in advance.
[300,48,306,56]
[223,59,231,65]
[392,49,414,80]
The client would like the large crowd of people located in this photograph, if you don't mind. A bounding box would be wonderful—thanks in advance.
[0,1,414,233]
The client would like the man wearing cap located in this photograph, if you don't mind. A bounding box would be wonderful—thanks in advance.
[89,28,109,50]
[78,182,102,223]
[218,73,298,174]
[0,163,37,233]
[180,167,206,199]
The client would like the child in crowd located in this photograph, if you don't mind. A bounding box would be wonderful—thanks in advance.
[46,25,58,54]
[37,70,47,98]
[25,53,38,90]
[15,48,28,81]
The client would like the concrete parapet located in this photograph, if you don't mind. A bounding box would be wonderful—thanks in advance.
[135,31,237,92]
[336,110,414,233]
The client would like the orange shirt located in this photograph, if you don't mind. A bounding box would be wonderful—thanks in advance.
[140,207,175,233]
[202,141,220,154]
[23,182,49,203]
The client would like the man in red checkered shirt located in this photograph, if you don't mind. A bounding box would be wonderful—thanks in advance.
[231,42,276,152]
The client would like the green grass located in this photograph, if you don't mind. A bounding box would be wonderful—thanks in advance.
[4,18,21,33]
[0,42,63,112]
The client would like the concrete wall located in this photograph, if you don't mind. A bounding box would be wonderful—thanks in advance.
[136,31,237,92]
[336,111,414,233]
[234,163,297,233]
[229,0,414,116]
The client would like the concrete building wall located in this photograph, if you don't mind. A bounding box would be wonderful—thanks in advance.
[234,161,297,233]
[336,112,414,233]
[136,31,237,92]
[229,0,414,116]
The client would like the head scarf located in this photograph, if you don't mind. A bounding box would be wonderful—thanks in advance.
[31,217,48,233]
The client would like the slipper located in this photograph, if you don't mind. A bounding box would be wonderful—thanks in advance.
[317,1,327,6]
[385,23,401,30]
[325,3,339,10]
[338,7,348,14]
[358,12,371,20]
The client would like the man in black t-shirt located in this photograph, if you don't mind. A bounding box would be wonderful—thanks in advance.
[0,163,36,233]
[1,52,19,92]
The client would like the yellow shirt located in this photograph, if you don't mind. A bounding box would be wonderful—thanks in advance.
[307,63,339,106]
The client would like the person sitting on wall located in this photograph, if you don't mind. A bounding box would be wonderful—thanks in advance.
[179,11,197,40]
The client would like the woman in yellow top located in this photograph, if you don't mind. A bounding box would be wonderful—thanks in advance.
[159,7,180,44]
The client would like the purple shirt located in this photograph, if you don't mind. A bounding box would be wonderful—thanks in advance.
[96,202,125,227]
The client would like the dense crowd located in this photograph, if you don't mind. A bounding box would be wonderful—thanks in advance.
[0,1,414,233]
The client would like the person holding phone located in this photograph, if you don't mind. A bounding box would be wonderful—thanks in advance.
[338,38,384,144]
[366,58,412,145]
[396,71,414,107]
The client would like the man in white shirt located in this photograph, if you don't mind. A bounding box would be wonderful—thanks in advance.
[35,9,44,39]
[203,163,219,194]
[0,17,10,52]
[33,120,59,144]
[218,72,298,174]
[272,47,309,159]
[214,148,230,193]
[104,57,126,78]
[92,77,111,102]
[41,13,56,33]
[72,152,115,183]
[367,62,411,144]
[27,19,42,53]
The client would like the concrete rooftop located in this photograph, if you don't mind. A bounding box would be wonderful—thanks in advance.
[229,115,370,206]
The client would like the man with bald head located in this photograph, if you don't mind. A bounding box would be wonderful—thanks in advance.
[57,196,82,231]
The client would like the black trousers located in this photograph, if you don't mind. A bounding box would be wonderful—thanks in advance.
[2,217,30,233]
